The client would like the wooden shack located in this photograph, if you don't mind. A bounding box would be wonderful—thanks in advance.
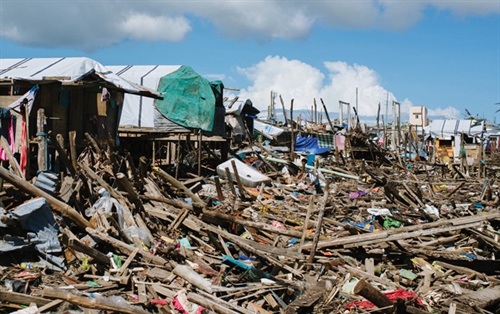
[0,57,160,178]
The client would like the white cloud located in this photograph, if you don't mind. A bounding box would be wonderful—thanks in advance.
[0,1,497,50]
[204,2,314,40]
[236,56,463,123]
[237,56,407,119]
[120,14,191,42]
[431,1,500,16]
[428,106,461,119]
[236,56,325,110]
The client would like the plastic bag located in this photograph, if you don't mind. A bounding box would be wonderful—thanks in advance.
[85,189,127,229]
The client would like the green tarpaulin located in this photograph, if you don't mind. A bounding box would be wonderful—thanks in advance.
[155,66,222,132]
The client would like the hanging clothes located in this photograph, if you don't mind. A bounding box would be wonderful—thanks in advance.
[0,109,15,162]
[19,104,28,176]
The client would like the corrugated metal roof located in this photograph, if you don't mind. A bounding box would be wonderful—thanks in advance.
[0,57,161,98]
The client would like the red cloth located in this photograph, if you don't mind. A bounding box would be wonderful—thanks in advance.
[19,117,27,176]
[345,289,423,310]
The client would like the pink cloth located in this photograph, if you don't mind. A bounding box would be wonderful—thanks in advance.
[335,134,345,150]
[0,116,16,161]
[172,289,205,314]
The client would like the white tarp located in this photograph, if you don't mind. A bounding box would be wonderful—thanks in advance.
[107,65,181,128]
[8,85,39,114]
[0,58,159,98]
[254,120,284,139]
[430,119,484,139]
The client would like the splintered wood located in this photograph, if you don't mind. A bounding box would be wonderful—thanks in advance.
[0,128,498,314]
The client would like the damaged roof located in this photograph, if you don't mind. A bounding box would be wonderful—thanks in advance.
[0,57,162,99]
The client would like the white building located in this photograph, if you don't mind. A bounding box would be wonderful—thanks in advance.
[409,106,428,126]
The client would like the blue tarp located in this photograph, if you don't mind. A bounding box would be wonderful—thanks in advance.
[295,136,330,154]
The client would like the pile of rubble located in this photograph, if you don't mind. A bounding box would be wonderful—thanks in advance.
[0,130,499,314]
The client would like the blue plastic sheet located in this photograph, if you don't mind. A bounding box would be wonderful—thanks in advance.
[295,136,330,154]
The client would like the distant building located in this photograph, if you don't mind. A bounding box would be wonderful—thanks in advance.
[409,106,429,126]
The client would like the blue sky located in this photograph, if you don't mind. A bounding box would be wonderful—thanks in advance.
[0,0,499,123]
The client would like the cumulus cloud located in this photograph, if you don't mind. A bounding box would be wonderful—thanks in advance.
[120,14,191,42]
[236,56,325,110]
[0,1,497,50]
[428,106,461,119]
[237,56,406,119]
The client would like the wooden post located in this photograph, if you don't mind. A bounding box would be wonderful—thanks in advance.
[68,238,111,266]
[290,99,294,160]
[224,167,237,198]
[279,95,288,126]
[84,132,102,155]
[299,195,314,253]
[376,102,380,130]
[198,131,202,176]
[116,172,144,213]
[152,140,156,166]
[214,176,224,202]
[37,109,47,172]
[175,135,181,179]
[231,159,246,200]
[307,181,330,266]
[69,131,77,171]
[314,99,317,124]
[320,99,334,132]
[353,279,394,311]
[48,131,76,177]
[124,150,144,190]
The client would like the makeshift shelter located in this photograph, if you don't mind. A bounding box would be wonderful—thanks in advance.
[107,65,229,175]
[107,65,226,136]
[430,119,484,162]
[0,57,160,177]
